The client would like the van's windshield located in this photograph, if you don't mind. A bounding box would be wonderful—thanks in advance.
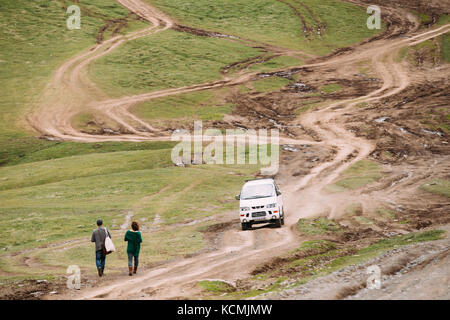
[241,184,275,200]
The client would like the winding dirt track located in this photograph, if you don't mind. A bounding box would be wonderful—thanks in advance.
[30,0,450,299]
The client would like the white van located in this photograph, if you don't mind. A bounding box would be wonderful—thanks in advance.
[235,178,284,230]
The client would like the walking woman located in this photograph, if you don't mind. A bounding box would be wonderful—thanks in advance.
[124,221,142,276]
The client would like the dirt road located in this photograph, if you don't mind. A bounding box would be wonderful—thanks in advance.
[27,0,450,299]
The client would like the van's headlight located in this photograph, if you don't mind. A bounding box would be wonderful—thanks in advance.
[240,207,250,211]
[266,203,276,208]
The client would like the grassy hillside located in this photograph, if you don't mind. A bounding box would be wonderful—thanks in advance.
[88,29,263,97]
[0,0,149,166]
[131,88,234,128]
[0,0,383,166]
[148,0,382,54]
[87,0,383,97]
[0,147,259,277]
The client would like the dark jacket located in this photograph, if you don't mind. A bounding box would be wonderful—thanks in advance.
[124,230,142,256]
[91,227,111,251]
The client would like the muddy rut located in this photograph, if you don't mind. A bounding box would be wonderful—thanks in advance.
[26,0,450,299]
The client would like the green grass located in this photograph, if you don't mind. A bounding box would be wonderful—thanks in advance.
[88,29,262,97]
[297,217,341,235]
[421,179,450,198]
[0,149,174,191]
[325,160,383,192]
[0,0,149,166]
[441,34,450,63]
[131,89,234,126]
[148,0,382,55]
[198,280,236,294]
[437,15,450,26]
[249,56,304,73]
[2,141,176,167]
[320,83,343,94]
[252,77,291,93]
[411,11,432,25]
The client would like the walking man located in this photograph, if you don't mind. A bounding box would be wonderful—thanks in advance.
[91,219,111,277]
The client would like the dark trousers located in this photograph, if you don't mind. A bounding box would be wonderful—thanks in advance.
[96,250,106,271]
[127,252,139,268]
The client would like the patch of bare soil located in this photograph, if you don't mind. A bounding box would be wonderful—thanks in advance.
[0,279,65,300]
[97,13,145,44]
[276,144,338,184]
[172,24,229,38]
[201,221,238,234]
[225,68,382,139]
[221,53,279,75]
[346,79,449,161]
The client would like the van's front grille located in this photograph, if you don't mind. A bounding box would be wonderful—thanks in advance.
[252,212,266,218]
[252,206,264,209]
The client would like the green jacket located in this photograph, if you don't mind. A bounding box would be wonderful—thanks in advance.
[124,230,142,256]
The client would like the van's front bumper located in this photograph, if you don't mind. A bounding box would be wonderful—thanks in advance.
[239,209,280,224]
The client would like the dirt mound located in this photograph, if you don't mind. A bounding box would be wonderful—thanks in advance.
[250,243,336,276]
[201,221,238,233]
[0,279,64,300]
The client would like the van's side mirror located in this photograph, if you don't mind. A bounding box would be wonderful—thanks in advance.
[276,191,281,196]
[235,194,240,200]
